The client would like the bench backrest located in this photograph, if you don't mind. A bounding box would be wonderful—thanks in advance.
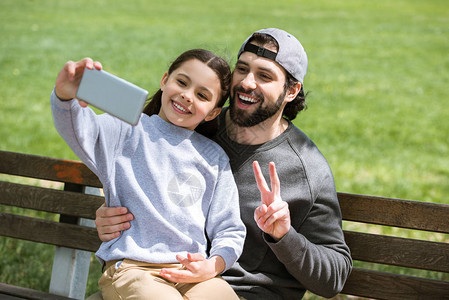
[1,150,448,299]
[0,150,104,253]
[339,193,449,299]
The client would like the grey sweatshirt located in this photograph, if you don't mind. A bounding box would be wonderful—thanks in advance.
[51,92,246,271]
[215,109,352,299]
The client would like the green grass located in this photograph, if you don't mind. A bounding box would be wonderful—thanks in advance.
[0,0,448,298]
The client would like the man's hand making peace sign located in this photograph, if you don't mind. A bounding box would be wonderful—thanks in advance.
[252,161,291,241]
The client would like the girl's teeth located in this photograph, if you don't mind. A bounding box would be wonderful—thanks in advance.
[173,102,187,112]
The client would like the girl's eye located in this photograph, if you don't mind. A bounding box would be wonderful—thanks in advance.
[198,93,208,100]
[177,79,187,86]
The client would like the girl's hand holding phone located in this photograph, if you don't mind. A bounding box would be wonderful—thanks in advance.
[54,57,102,107]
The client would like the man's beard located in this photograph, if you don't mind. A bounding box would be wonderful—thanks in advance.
[229,85,286,127]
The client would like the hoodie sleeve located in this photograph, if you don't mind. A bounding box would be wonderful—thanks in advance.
[206,161,246,272]
[50,89,123,183]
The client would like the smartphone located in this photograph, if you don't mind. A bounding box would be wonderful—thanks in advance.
[76,68,149,125]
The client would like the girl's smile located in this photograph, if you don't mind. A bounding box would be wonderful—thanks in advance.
[171,100,190,114]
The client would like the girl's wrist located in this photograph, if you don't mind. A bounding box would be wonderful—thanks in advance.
[54,88,72,101]
[210,255,226,275]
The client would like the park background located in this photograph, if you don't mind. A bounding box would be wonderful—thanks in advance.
[0,0,447,298]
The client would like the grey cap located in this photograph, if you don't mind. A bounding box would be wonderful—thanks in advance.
[238,28,308,84]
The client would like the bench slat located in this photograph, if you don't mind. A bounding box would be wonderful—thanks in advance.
[0,213,101,252]
[0,294,25,300]
[0,150,101,187]
[338,192,449,233]
[0,181,104,219]
[0,282,75,300]
[342,268,449,300]
[344,231,449,273]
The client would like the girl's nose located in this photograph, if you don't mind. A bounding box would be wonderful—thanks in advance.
[181,90,193,103]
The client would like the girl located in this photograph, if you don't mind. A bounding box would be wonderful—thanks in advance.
[51,49,245,300]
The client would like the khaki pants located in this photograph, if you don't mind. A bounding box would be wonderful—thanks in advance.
[97,259,239,300]
[87,292,247,300]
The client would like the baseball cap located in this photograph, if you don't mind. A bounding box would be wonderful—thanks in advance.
[237,28,308,84]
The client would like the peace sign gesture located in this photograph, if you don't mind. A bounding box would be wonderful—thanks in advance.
[253,161,291,241]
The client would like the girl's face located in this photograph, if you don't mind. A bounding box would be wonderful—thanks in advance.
[158,59,222,130]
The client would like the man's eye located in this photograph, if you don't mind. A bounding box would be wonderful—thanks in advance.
[236,66,247,73]
[259,73,272,81]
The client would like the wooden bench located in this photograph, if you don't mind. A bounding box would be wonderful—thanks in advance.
[1,150,448,299]
[0,150,104,299]
[338,193,449,299]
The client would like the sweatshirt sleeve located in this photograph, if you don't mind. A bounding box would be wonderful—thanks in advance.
[50,89,123,182]
[264,171,352,298]
[206,161,246,272]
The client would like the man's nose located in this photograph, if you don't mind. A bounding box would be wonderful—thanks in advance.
[241,73,257,90]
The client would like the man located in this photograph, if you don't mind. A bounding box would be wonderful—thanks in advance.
[93,28,352,299]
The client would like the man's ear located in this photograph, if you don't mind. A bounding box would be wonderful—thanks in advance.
[160,72,169,90]
[285,82,302,103]
[204,107,222,122]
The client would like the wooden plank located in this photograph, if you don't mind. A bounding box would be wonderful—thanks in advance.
[342,268,449,300]
[0,213,101,252]
[344,231,449,272]
[338,192,449,233]
[0,294,25,300]
[0,181,104,219]
[0,294,26,300]
[0,150,101,187]
[0,283,75,300]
